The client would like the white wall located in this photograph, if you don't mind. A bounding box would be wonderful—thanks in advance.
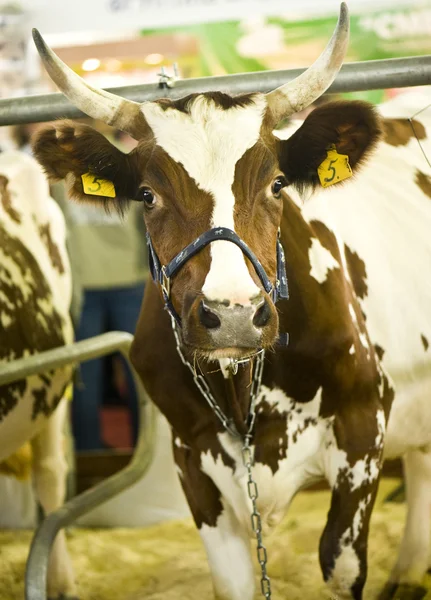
[18,0,415,37]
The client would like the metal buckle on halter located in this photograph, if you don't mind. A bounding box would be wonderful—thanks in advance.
[161,266,170,299]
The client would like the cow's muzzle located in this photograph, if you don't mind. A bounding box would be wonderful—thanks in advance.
[186,292,278,358]
[147,226,288,353]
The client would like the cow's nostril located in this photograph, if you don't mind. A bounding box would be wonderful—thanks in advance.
[198,300,221,330]
[253,299,271,328]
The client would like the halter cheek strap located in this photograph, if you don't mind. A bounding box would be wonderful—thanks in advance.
[147,226,289,344]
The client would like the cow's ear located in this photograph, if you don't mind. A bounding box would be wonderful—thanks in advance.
[278,101,382,192]
[32,120,140,213]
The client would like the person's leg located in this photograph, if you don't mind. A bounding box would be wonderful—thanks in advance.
[107,283,145,446]
[72,289,106,451]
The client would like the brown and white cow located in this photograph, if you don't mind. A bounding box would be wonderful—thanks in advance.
[0,150,75,599]
[32,4,431,599]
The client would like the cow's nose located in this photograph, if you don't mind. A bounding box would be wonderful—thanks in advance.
[197,294,272,347]
[198,300,221,329]
[252,297,271,328]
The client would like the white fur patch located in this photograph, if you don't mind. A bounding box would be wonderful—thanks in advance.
[201,385,327,533]
[218,358,232,379]
[142,95,267,304]
[323,416,382,493]
[328,545,360,598]
[0,151,73,460]
[200,509,255,600]
[0,312,13,328]
[309,236,339,283]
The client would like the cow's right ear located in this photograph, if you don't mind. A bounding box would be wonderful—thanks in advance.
[32,121,140,212]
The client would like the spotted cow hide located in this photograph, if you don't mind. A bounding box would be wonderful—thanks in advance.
[0,150,73,462]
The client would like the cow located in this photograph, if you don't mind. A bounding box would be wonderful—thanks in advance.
[0,149,76,599]
[31,4,431,599]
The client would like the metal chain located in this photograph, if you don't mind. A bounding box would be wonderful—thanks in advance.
[170,314,272,598]
[170,315,264,439]
[242,435,272,599]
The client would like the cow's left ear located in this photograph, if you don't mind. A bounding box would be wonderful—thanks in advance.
[32,120,141,214]
[278,100,382,191]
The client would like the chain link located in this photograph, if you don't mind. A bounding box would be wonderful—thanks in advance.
[170,315,264,439]
[243,435,272,599]
[170,315,271,598]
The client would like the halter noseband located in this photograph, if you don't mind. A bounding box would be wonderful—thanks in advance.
[147,226,289,345]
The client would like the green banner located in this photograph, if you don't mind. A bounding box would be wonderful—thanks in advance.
[141,3,431,104]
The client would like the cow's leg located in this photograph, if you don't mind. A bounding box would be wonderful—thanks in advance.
[173,438,254,600]
[200,505,255,600]
[380,449,431,600]
[319,479,378,600]
[320,410,384,600]
[31,398,77,600]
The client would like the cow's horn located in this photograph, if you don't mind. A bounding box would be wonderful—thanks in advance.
[32,29,150,139]
[266,2,349,124]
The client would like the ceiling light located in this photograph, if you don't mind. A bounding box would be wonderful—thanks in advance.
[144,53,164,65]
[82,58,101,72]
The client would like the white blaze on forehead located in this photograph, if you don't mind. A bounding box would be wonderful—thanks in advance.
[142,95,267,304]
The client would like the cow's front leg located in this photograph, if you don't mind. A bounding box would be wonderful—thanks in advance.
[31,398,77,600]
[200,505,255,600]
[320,408,385,600]
[173,437,255,600]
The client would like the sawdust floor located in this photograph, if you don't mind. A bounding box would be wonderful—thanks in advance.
[1,478,431,600]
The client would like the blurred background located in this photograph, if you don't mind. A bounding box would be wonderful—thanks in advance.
[2,0,431,103]
[1,0,430,499]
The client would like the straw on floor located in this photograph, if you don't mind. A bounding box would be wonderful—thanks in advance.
[1,478,430,600]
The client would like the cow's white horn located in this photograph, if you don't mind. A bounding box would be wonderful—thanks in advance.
[266,2,349,124]
[32,29,149,139]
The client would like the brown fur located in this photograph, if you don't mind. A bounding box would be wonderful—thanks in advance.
[38,223,65,274]
[383,118,426,147]
[415,169,431,199]
[157,92,259,114]
[0,175,22,224]
[0,223,67,423]
[33,94,388,598]
[344,245,368,300]
[32,121,141,214]
[277,101,382,192]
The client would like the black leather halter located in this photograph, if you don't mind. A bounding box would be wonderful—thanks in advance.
[147,226,289,345]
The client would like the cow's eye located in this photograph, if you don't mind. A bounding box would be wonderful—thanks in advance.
[272,177,287,198]
[137,187,156,208]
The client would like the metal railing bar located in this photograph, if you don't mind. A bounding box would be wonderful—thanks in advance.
[0,332,156,600]
[0,56,430,126]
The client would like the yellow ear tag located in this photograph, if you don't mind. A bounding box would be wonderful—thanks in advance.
[81,173,116,198]
[317,146,353,188]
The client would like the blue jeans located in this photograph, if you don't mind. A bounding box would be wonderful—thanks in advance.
[72,284,145,451]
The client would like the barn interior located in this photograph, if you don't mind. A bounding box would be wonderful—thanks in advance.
[0,1,431,599]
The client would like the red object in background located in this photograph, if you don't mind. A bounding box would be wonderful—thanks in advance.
[101,406,133,449]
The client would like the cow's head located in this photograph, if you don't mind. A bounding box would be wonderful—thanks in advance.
[32,3,381,361]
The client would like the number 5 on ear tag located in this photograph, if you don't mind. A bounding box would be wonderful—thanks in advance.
[317,146,353,188]
[81,173,116,198]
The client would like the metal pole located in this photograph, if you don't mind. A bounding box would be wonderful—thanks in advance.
[0,55,430,126]
[0,331,135,385]
[0,332,156,600]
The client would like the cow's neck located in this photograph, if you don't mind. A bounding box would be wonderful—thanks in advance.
[277,192,350,350]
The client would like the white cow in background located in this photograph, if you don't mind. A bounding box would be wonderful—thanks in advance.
[0,150,76,599]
